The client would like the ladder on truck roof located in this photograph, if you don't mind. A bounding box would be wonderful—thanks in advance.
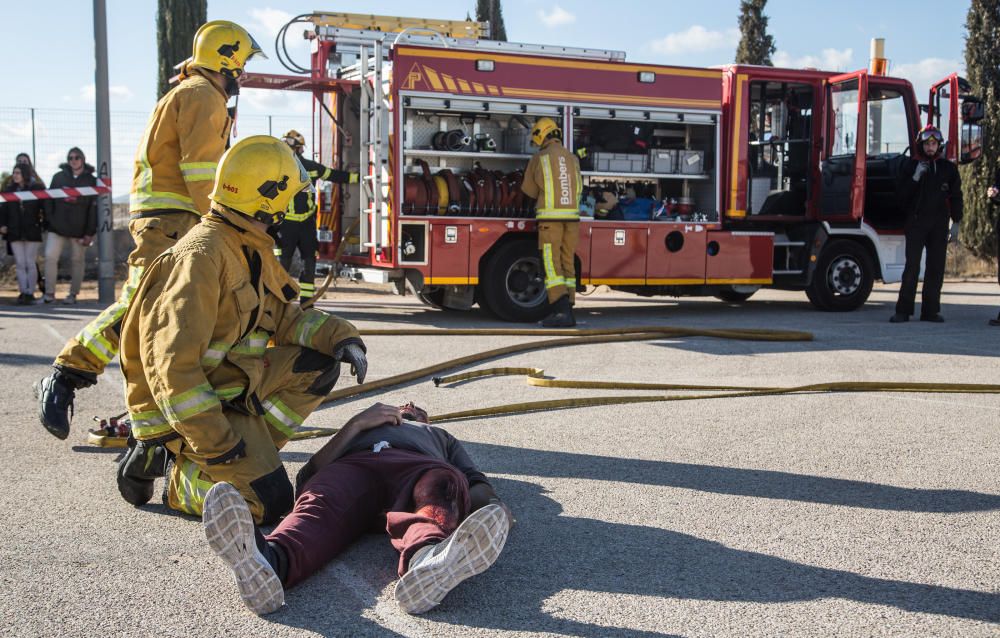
[307,13,627,255]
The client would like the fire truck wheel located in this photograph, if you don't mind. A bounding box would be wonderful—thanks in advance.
[416,287,449,310]
[714,287,758,303]
[806,239,875,312]
[480,240,549,322]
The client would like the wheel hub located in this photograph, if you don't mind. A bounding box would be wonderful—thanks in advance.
[829,257,861,295]
[506,257,545,307]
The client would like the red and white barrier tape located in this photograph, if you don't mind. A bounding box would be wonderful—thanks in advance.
[1,179,112,203]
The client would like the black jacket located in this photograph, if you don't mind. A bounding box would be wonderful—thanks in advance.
[0,180,46,242]
[45,163,98,238]
[286,156,352,222]
[896,154,963,227]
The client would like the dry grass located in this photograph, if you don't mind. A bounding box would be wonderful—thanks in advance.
[945,244,996,280]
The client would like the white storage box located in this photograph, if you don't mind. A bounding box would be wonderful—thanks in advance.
[679,150,705,174]
[593,152,647,173]
[648,149,678,173]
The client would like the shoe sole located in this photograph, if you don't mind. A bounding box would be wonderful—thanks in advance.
[394,504,509,614]
[203,482,284,615]
[32,380,70,440]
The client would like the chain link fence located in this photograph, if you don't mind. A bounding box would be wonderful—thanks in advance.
[0,107,316,199]
[0,107,316,291]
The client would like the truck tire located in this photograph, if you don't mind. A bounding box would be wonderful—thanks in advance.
[714,286,758,303]
[806,239,875,311]
[479,240,549,322]
[416,287,449,310]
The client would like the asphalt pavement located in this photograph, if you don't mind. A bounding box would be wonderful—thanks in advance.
[1,281,998,637]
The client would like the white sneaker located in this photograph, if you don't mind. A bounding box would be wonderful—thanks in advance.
[203,482,284,615]
[394,504,509,614]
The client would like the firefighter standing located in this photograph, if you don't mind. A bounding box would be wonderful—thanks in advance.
[521,117,582,328]
[34,20,265,440]
[275,130,358,303]
[890,124,963,323]
[116,135,368,524]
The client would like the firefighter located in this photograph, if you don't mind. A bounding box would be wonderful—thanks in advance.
[34,20,265,440]
[987,174,1000,326]
[521,117,582,327]
[115,135,368,525]
[890,124,963,324]
[275,130,358,303]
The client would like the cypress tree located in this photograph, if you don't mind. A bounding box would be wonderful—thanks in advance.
[157,0,206,99]
[475,0,507,41]
[960,0,1000,257]
[735,0,775,66]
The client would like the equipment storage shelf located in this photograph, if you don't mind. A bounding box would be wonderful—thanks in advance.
[582,171,711,180]
[570,104,720,223]
[404,150,534,160]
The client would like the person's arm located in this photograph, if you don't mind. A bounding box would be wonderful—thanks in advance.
[272,302,367,383]
[520,154,540,199]
[308,159,357,185]
[138,253,244,463]
[895,158,920,208]
[949,163,964,224]
[177,86,229,214]
[295,402,402,492]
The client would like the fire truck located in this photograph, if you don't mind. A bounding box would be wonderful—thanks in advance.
[245,13,984,321]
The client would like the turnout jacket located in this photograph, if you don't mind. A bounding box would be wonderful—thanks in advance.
[283,157,352,223]
[46,163,98,238]
[896,154,963,228]
[120,205,363,463]
[129,69,232,217]
[521,138,582,220]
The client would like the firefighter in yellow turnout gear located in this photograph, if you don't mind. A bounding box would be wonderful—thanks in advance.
[520,117,582,327]
[35,20,265,440]
[273,130,358,303]
[116,135,368,524]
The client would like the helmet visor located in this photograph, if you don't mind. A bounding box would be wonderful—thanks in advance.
[918,128,944,144]
[247,32,268,61]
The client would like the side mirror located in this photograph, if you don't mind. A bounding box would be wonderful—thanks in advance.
[959,121,983,164]
[961,98,985,124]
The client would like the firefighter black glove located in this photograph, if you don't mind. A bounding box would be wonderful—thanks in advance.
[334,342,368,384]
[912,161,929,182]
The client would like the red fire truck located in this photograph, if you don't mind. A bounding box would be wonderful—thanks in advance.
[245,13,984,321]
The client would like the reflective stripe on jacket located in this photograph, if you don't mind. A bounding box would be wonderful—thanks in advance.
[119,205,362,461]
[129,70,231,217]
[521,139,582,220]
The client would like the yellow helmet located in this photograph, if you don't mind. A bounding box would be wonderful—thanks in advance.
[282,129,306,151]
[531,117,561,146]
[188,20,266,78]
[210,135,312,225]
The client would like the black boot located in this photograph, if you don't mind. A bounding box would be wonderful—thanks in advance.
[117,438,170,506]
[541,296,576,328]
[33,368,92,440]
[989,312,1000,327]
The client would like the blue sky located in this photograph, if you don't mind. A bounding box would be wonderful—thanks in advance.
[2,0,972,114]
[0,0,974,192]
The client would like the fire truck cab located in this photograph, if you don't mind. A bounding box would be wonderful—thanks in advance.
[247,14,983,320]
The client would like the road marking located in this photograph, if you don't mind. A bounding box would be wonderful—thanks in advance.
[328,562,429,636]
[43,323,65,344]
[885,393,1000,411]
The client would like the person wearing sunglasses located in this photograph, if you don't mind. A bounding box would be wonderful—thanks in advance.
[42,147,98,304]
[890,124,963,324]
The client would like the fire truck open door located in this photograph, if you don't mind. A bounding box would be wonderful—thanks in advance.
[819,71,868,222]
[929,74,985,165]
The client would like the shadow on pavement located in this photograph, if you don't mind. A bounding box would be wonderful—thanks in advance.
[465,443,1000,514]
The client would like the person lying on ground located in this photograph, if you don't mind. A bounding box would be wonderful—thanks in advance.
[202,401,512,616]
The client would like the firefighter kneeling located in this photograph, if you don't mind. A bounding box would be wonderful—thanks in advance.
[521,117,582,327]
[116,135,367,525]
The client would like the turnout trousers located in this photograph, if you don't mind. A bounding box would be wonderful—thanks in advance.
[164,345,341,525]
[537,220,579,305]
[895,221,949,318]
[268,448,471,587]
[277,217,318,302]
[54,210,200,378]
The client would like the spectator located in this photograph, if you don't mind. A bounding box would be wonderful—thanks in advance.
[3,153,43,188]
[988,174,999,326]
[43,147,97,304]
[0,164,46,304]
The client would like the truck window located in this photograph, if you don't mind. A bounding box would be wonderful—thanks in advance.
[866,88,910,156]
[830,80,859,158]
[747,81,813,216]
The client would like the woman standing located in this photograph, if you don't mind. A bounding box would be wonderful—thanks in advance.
[1,164,46,304]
